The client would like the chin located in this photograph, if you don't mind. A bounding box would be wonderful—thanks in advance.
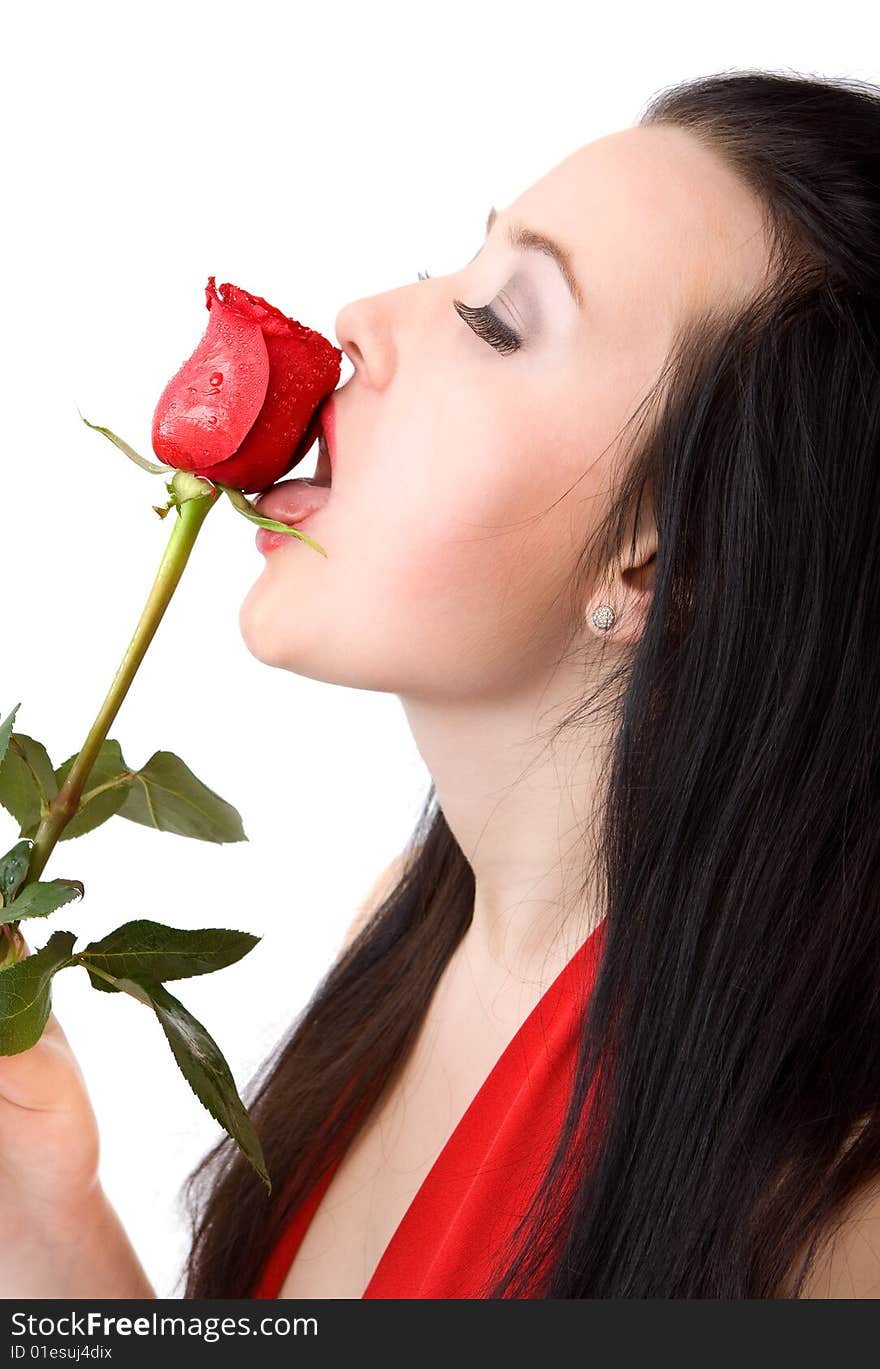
[237,579,285,668]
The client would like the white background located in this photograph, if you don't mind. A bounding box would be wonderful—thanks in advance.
[1,0,877,1298]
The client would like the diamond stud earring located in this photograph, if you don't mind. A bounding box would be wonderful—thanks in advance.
[591,604,616,631]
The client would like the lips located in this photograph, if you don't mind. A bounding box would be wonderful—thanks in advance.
[320,393,337,470]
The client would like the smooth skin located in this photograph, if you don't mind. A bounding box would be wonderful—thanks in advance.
[1,123,868,1297]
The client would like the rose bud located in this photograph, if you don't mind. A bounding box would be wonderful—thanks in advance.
[151,277,341,494]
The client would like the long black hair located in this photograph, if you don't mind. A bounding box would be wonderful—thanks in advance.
[179,69,880,1297]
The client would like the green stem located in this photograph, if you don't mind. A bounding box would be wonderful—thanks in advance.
[24,489,219,889]
[76,960,121,990]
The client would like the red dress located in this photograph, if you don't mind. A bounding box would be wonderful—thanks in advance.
[251,915,607,1298]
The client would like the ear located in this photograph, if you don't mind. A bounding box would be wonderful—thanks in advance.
[608,533,657,646]
[587,490,658,647]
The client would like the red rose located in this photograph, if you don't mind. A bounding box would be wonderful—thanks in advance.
[151,277,341,494]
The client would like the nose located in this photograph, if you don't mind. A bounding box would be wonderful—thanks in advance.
[334,290,401,390]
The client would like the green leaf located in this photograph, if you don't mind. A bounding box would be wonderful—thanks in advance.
[220,484,328,558]
[0,878,84,925]
[75,918,259,993]
[0,734,59,837]
[106,970,270,1192]
[0,840,32,906]
[117,751,247,844]
[76,408,171,475]
[0,705,21,769]
[54,738,134,840]
[0,930,77,1054]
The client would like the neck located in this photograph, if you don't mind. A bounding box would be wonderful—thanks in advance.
[399,659,612,980]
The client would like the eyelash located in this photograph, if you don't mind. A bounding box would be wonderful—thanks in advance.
[417,269,523,356]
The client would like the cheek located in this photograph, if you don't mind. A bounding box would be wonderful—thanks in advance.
[342,427,605,697]
[237,392,615,698]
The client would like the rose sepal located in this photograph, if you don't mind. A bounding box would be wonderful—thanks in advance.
[151,470,222,518]
[77,408,172,475]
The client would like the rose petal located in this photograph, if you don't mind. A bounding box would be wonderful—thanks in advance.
[151,277,271,472]
[195,319,341,492]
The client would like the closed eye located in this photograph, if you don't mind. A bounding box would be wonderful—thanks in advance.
[416,269,523,356]
[452,299,522,355]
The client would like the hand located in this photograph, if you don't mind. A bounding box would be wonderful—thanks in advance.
[0,937,100,1231]
[0,936,157,1297]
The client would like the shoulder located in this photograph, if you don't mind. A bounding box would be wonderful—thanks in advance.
[338,849,413,955]
[799,1174,880,1298]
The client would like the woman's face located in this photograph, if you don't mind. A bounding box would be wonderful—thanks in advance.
[239,123,770,700]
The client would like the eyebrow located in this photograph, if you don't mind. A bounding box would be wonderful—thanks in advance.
[484,204,585,311]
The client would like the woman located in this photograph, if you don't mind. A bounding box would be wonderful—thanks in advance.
[4,67,880,1299]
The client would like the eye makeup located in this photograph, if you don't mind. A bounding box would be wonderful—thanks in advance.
[416,269,523,355]
[452,299,522,355]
